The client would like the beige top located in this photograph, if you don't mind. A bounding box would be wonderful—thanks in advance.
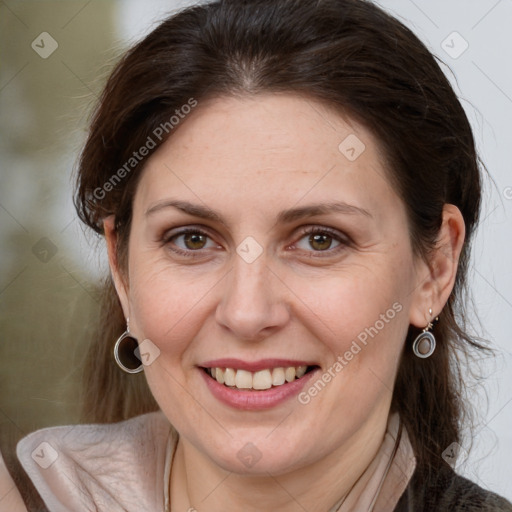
[1,410,416,512]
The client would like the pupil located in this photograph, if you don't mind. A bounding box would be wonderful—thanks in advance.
[185,233,206,249]
[310,233,331,251]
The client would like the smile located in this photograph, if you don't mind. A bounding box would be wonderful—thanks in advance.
[199,360,320,410]
[204,365,313,390]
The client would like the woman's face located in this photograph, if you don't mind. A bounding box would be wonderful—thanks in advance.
[111,94,429,475]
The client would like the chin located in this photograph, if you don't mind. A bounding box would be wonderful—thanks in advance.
[197,428,317,476]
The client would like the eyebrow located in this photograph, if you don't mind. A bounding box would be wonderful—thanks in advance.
[145,199,373,224]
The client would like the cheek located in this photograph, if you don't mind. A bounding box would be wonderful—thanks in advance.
[126,256,215,360]
[290,262,413,421]
[292,273,410,426]
[125,260,216,430]
[291,260,411,356]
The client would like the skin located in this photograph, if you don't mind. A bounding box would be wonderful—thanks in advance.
[0,451,26,511]
[104,93,465,512]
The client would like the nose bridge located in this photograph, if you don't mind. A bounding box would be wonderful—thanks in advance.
[215,249,289,339]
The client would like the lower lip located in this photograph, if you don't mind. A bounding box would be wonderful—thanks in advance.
[199,368,320,410]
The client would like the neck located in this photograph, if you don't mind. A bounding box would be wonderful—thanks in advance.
[170,411,389,512]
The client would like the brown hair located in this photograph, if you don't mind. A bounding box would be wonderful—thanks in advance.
[75,0,491,483]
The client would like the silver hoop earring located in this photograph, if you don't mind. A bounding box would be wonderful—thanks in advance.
[412,308,438,359]
[114,318,143,374]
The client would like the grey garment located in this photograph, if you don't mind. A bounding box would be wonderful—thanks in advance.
[394,465,512,512]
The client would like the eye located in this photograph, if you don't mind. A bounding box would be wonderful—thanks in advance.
[163,227,220,257]
[293,226,348,254]
[162,225,349,258]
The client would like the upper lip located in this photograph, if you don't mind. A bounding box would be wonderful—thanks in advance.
[199,358,317,372]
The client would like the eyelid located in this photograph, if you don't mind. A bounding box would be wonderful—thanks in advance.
[162,225,220,258]
[161,224,350,259]
[162,225,215,242]
[290,225,351,254]
[295,225,350,242]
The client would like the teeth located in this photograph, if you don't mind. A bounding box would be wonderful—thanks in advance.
[296,365,307,378]
[272,367,285,386]
[215,367,225,384]
[224,368,236,387]
[285,367,296,382]
[207,365,311,390]
[253,369,272,390]
[235,369,253,389]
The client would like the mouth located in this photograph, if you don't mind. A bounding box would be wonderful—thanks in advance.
[201,365,319,391]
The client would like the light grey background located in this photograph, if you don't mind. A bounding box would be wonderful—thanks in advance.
[1,0,510,503]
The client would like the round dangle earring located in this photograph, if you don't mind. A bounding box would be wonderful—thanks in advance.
[113,317,144,374]
[412,308,438,359]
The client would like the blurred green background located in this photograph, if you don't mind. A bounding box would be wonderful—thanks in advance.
[0,1,117,460]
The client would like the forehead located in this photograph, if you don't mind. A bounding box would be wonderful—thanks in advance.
[134,93,398,223]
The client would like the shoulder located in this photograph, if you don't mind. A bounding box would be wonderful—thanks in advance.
[395,464,512,511]
[16,411,176,512]
[0,447,28,512]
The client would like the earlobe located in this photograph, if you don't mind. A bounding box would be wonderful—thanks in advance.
[103,215,130,318]
[409,204,465,328]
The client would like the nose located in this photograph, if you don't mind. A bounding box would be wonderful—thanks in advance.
[215,252,291,341]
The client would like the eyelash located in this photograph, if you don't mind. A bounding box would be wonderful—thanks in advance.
[162,226,350,259]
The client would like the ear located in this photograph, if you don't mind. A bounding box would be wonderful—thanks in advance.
[103,215,130,320]
[409,204,466,327]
